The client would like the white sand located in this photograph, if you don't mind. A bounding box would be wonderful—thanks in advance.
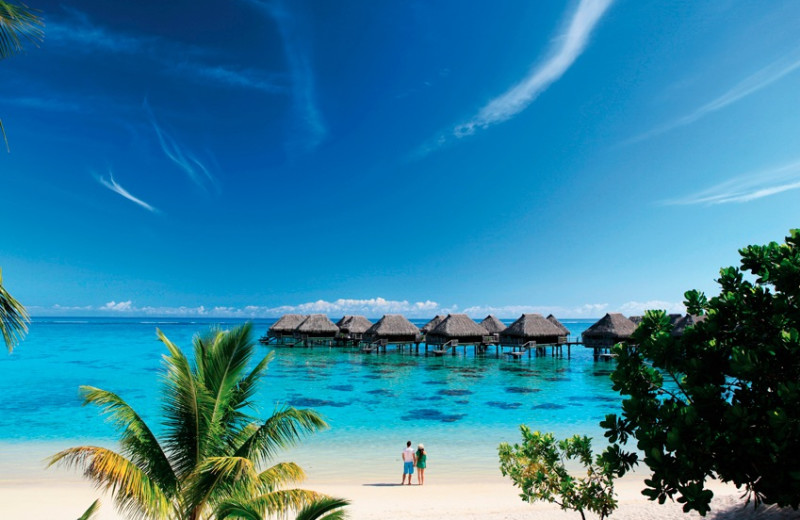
[2,465,797,519]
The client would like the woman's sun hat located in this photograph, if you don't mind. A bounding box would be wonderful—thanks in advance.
[418,443,424,449]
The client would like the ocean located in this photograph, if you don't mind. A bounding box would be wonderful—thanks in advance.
[0,317,622,481]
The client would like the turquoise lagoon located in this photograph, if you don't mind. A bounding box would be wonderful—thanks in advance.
[0,318,622,481]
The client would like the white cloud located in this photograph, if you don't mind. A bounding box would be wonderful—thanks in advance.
[97,173,159,213]
[247,0,326,152]
[461,303,609,319]
[617,300,685,316]
[47,9,285,94]
[628,51,800,144]
[417,0,612,155]
[664,159,800,205]
[29,298,684,319]
[100,300,133,311]
[143,100,218,192]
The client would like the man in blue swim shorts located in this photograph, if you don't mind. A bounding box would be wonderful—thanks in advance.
[401,440,416,485]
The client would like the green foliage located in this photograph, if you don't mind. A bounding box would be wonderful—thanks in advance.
[603,229,800,515]
[0,267,30,352]
[1,1,45,151]
[0,1,44,59]
[499,426,619,520]
[49,323,346,520]
[76,500,101,520]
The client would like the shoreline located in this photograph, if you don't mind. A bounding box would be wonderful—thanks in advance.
[2,472,796,520]
[2,441,797,519]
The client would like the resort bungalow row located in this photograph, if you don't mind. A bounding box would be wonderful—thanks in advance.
[260,311,703,355]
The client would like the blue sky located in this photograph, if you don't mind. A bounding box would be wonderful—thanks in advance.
[2,0,799,319]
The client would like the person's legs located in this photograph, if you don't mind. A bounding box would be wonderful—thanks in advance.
[420,467,425,485]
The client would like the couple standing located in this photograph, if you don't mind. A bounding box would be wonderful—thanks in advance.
[401,440,427,485]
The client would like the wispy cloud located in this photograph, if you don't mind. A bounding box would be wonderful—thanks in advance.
[663,159,800,205]
[461,303,610,318]
[143,100,218,192]
[97,173,159,213]
[2,96,81,112]
[47,9,286,94]
[419,0,612,155]
[173,62,286,94]
[246,0,326,152]
[29,298,685,319]
[47,9,147,54]
[628,52,800,144]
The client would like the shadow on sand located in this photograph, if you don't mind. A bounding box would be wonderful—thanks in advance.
[362,483,413,487]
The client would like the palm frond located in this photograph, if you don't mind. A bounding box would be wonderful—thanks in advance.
[255,462,307,492]
[77,499,101,520]
[0,267,30,352]
[158,329,211,479]
[203,323,257,451]
[0,1,44,60]
[79,386,177,494]
[216,489,321,520]
[48,446,172,520]
[296,497,350,520]
[229,350,274,414]
[1,118,9,152]
[184,455,259,514]
[234,407,328,464]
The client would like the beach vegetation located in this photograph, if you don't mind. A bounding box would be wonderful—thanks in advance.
[0,267,30,352]
[49,322,347,520]
[77,499,101,520]
[602,229,800,515]
[1,1,45,151]
[499,426,619,520]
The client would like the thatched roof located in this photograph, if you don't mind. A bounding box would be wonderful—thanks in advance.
[365,314,420,338]
[336,315,373,334]
[582,313,636,339]
[480,315,507,334]
[428,314,489,340]
[546,314,570,335]
[269,314,307,334]
[501,314,566,339]
[295,314,339,335]
[629,315,643,325]
[421,315,447,334]
[672,314,706,337]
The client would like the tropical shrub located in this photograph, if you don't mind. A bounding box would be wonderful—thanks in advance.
[499,426,619,520]
[602,229,800,515]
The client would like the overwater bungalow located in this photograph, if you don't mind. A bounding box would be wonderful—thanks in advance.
[480,315,506,335]
[421,315,447,335]
[671,314,706,337]
[546,314,570,336]
[500,313,568,346]
[363,314,421,350]
[294,314,339,346]
[261,314,307,344]
[426,314,491,349]
[336,315,373,343]
[582,313,636,351]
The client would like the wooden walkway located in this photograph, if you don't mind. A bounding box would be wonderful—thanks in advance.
[259,334,619,360]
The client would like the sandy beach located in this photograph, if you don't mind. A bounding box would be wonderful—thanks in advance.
[2,444,796,520]
[3,473,797,519]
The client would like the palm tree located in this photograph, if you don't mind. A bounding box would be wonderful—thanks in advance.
[76,500,101,520]
[49,322,345,520]
[1,1,45,150]
[0,267,29,352]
